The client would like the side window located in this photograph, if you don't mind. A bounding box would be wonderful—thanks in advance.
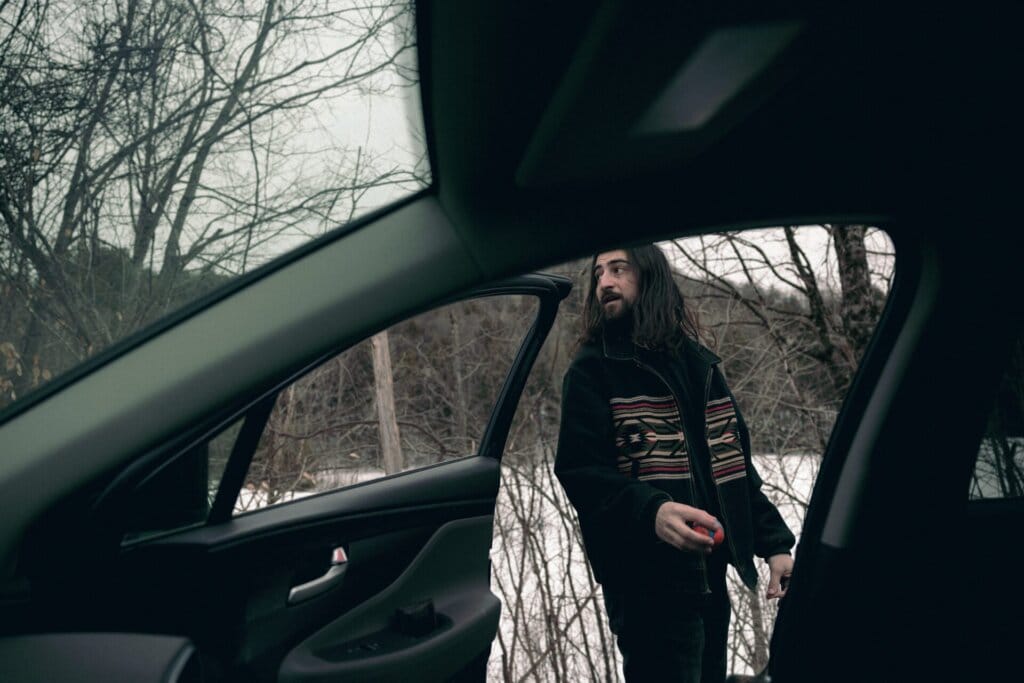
[236,294,539,514]
[120,293,539,538]
[970,334,1024,499]
[490,226,896,681]
[122,418,243,541]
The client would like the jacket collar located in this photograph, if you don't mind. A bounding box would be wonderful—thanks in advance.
[600,327,720,367]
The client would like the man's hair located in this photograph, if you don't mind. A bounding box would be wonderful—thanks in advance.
[579,244,704,352]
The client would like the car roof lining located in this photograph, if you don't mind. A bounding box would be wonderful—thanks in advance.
[420,0,902,276]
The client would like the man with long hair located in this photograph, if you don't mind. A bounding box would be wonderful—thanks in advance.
[555,245,795,682]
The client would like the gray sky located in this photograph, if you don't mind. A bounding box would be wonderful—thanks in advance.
[664,226,895,294]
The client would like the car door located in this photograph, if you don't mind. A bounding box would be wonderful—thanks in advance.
[0,208,570,681]
[764,223,1023,681]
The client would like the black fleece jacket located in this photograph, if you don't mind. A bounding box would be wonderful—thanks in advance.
[554,330,795,594]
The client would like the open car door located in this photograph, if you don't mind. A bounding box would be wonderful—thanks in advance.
[1,263,570,682]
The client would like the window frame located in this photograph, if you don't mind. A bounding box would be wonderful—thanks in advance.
[101,273,570,545]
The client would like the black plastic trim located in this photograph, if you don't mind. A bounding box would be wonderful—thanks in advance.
[478,275,571,459]
[208,395,278,523]
[143,455,500,552]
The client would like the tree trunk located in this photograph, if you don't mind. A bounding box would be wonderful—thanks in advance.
[747,586,770,672]
[783,226,846,394]
[449,309,470,451]
[830,225,882,364]
[372,330,404,474]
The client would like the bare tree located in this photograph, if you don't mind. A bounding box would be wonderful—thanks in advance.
[487,232,893,679]
[234,294,539,511]
[372,330,403,474]
[0,0,425,407]
[971,334,1024,498]
[666,226,893,671]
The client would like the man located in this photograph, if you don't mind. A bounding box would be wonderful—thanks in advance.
[555,245,795,683]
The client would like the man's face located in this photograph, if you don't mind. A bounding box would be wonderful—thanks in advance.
[593,250,639,321]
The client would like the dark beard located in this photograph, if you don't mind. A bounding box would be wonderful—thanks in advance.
[601,309,634,339]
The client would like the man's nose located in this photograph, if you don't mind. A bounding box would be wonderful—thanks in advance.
[598,273,614,289]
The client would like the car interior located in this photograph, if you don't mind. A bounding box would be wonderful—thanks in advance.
[0,1,1021,681]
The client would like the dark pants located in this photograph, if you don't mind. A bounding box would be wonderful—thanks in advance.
[603,555,731,683]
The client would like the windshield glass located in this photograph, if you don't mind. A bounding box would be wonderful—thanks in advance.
[0,0,428,414]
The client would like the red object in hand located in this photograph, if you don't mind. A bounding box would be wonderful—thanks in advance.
[693,524,725,546]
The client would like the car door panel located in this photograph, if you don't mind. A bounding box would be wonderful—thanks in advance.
[90,456,499,681]
[0,633,202,683]
[4,272,569,682]
[278,515,499,683]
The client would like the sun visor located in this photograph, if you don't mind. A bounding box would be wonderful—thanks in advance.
[515,4,805,187]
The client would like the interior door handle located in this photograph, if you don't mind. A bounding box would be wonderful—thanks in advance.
[289,547,348,605]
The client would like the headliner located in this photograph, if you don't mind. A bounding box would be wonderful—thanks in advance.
[418,1,1015,277]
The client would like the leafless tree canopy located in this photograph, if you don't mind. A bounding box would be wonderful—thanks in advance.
[1,0,425,406]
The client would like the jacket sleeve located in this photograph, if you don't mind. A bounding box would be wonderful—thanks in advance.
[735,398,797,558]
[554,360,670,541]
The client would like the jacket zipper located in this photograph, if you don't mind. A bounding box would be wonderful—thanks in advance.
[705,365,741,572]
[633,358,710,595]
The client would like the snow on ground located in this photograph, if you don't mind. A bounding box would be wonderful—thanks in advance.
[235,466,386,512]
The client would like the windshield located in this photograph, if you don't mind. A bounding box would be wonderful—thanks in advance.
[0,0,429,414]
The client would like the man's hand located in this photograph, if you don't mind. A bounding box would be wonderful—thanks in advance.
[654,502,720,554]
[766,553,793,600]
